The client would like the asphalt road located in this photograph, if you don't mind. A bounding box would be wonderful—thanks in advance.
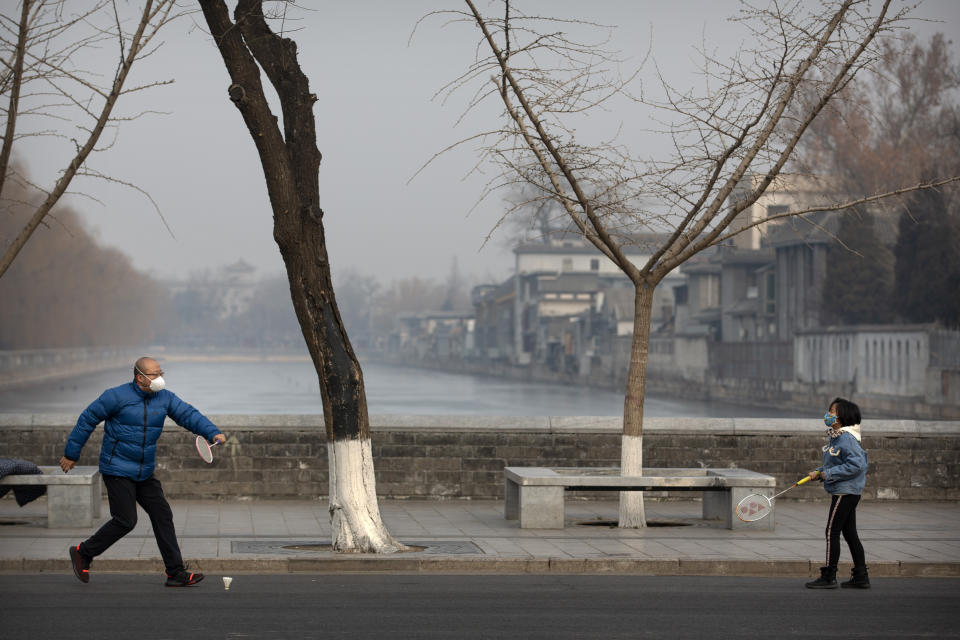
[2,574,958,639]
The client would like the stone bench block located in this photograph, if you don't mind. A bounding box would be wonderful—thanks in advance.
[0,466,101,528]
[504,466,775,531]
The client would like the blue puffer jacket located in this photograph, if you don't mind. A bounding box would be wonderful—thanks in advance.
[817,426,868,495]
[63,382,220,481]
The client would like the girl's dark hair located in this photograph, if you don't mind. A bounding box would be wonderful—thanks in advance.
[830,397,861,426]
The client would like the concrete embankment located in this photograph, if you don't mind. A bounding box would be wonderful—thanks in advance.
[372,355,960,420]
[0,347,312,390]
[0,347,142,389]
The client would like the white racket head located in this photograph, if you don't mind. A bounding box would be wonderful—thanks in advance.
[736,493,773,522]
[195,435,214,463]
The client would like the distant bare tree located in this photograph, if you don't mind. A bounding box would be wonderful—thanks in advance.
[333,268,380,346]
[798,32,960,207]
[0,0,181,278]
[499,184,571,245]
[371,276,447,337]
[199,0,407,553]
[434,0,960,526]
[0,172,169,348]
[796,33,960,325]
[442,256,474,311]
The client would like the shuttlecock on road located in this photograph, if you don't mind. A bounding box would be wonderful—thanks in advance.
[222,576,233,590]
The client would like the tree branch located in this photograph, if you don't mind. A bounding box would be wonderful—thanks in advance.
[465,0,639,281]
[709,175,960,246]
[0,0,30,199]
[0,0,178,279]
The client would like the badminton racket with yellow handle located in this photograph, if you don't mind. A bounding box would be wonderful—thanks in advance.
[736,475,813,522]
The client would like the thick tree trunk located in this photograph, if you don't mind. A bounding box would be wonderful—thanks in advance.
[328,437,408,552]
[618,282,655,528]
[281,231,407,553]
[280,235,407,553]
[199,0,406,553]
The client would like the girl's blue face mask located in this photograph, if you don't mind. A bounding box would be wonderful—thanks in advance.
[824,412,837,427]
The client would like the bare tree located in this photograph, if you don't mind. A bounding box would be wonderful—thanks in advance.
[795,32,960,324]
[433,0,960,526]
[499,184,572,245]
[796,32,960,209]
[0,172,169,349]
[0,0,180,278]
[198,0,407,553]
[371,276,447,337]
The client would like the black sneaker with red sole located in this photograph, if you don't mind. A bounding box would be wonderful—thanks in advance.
[165,568,204,587]
[69,545,90,583]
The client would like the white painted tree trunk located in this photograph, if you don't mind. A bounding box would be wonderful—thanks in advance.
[618,434,646,527]
[328,437,409,553]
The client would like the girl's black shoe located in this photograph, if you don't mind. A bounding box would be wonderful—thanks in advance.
[841,566,871,589]
[805,566,838,589]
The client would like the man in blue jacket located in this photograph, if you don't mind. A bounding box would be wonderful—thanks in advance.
[59,357,226,587]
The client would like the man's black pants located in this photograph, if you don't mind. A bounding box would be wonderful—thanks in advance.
[78,474,184,575]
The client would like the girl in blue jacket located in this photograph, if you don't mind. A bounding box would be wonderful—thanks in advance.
[805,397,870,589]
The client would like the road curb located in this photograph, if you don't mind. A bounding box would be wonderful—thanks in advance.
[4,557,959,577]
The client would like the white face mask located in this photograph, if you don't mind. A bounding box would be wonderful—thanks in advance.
[136,367,166,392]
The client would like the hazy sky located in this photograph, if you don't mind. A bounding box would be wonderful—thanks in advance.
[15,0,960,285]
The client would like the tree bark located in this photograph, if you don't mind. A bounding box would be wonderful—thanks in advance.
[199,0,406,553]
[618,282,655,528]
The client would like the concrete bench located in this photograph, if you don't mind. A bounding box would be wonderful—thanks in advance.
[0,466,101,528]
[504,467,776,530]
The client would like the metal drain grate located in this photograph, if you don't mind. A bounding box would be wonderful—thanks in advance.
[231,540,484,555]
[576,519,695,528]
[0,517,44,526]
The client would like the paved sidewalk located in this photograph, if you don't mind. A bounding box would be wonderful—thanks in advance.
[1,497,958,577]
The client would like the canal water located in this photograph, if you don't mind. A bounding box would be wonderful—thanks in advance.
[0,360,805,418]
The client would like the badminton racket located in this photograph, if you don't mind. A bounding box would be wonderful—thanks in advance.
[195,436,220,463]
[736,476,812,522]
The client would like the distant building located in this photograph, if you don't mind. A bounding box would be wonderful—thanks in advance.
[765,211,839,340]
[674,248,721,339]
[217,259,258,318]
[717,247,777,343]
[510,234,680,365]
[727,174,839,250]
[163,258,258,320]
[387,310,474,360]
[600,288,636,337]
[471,279,515,360]
[671,174,846,342]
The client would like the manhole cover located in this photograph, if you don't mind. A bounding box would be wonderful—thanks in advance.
[232,540,484,555]
[284,543,428,553]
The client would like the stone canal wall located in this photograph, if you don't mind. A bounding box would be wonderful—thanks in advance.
[0,347,141,389]
[2,415,957,502]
